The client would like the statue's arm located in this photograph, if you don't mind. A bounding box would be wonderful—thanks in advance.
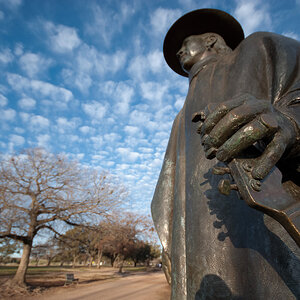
[195,33,300,179]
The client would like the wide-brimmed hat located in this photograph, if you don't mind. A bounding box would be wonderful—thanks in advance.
[163,9,244,77]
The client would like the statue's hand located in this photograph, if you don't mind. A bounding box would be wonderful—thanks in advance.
[193,95,298,179]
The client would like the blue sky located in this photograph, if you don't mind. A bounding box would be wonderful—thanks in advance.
[1,0,300,215]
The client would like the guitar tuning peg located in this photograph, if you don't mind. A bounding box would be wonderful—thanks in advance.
[218,179,238,196]
[212,166,231,175]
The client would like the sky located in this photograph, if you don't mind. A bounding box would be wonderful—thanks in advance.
[1,0,300,216]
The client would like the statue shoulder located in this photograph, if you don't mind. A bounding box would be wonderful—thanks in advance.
[241,31,300,49]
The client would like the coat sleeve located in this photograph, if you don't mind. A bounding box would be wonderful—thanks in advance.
[255,32,300,158]
[236,32,300,163]
[151,110,181,281]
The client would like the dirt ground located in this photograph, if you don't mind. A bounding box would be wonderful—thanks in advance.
[0,267,170,300]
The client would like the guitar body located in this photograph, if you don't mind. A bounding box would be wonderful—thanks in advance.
[228,157,300,247]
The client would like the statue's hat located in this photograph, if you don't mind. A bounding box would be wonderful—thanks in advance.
[163,9,244,77]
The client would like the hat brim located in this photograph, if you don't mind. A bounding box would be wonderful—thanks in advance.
[163,9,244,77]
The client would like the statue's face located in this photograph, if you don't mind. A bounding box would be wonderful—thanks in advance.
[176,35,206,73]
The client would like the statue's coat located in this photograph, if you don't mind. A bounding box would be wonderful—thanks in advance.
[152,32,300,300]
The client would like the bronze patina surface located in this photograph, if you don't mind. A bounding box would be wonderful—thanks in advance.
[152,8,300,300]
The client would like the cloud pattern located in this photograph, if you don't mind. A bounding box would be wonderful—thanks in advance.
[0,0,300,214]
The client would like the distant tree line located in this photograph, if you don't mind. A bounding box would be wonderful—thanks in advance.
[29,213,160,273]
[0,148,159,287]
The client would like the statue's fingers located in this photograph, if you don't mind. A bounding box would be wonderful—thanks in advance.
[251,132,287,180]
[214,114,278,162]
[201,98,243,136]
[203,101,269,148]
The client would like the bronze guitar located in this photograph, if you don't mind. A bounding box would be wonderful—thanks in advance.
[213,152,300,247]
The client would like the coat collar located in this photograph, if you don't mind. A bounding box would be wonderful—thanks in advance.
[188,55,218,83]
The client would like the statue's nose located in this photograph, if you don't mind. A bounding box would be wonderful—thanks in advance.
[176,49,184,58]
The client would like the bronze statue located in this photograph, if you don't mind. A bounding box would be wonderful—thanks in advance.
[151,9,300,299]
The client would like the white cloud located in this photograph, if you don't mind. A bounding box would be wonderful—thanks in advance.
[19,52,52,78]
[0,48,13,64]
[124,125,140,136]
[82,100,107,121]
[140,81,170,104]
[117,147,140,163]
[282,32,300,41]
[75,153,85,160]
[92,154,106,161]
[234,0,272,36]
[19,112,30,122]
[138,147,153,154]
[0,94,8,106]
[65,134,80,143]
[62,45,127,92]
[150,157,163,168]
[56,117,78,133]
[9,134,25,146]
[174,95,185,110]
[104,161,115,167]
[18,97,36,110]
[128,50,166,80]
[90,135,104,149]
[30,115,50,129]
[148,50,165,73]
[14,127,24,134]
[79,126,94,135]
[129,109,151,126]
[0,108,16,121]
[62,68,92,93]
[86,3,135,46]
[100,81,134,115]
[177,0,215,10]
[14,43,23,56]
[150,8,182,37]
[36,134,50,148]
[82,46,127,76]
[7,73,73,103]
[0,0,22,9]
[44,22,81,53]
[103,133,121,143]
[152,131,170,145]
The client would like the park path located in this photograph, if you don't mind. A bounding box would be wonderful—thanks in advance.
[26,271,170,300]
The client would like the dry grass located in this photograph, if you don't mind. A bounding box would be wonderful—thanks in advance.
[0,266,159,299]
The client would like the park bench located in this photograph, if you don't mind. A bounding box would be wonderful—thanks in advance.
[65,273,79,285]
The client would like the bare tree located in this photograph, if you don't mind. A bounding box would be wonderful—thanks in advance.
[57,227,99,268]
[101,213,154,273]
[0,238,21,264]
[31,238,60,266]
[0,148,126,286]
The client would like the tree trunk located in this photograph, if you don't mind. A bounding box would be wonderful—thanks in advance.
[97,251,102,269]
[72,255,77,268]
[134,261,137,267]
[12,242,32,286]
[118,259,124,274]
[112,254,119,268]
[83,256,88,266]
[47,257,51,266]
[88,255,93,268]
